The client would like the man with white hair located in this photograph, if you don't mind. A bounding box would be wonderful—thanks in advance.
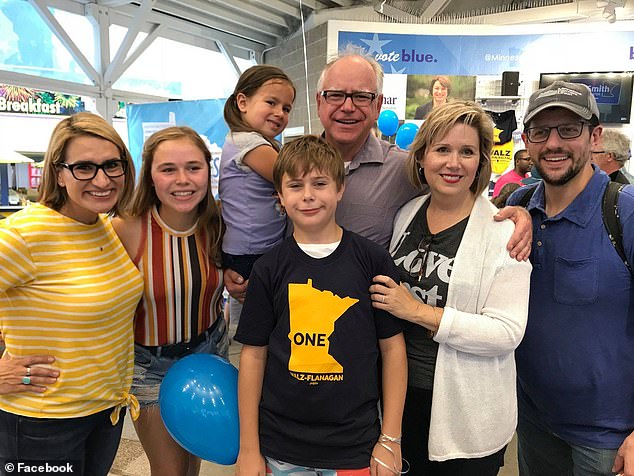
[592,128,633,184]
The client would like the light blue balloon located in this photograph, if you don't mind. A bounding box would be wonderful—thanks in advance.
[160,354,239,465]
[395,123,419,150]
[377,109,399,137]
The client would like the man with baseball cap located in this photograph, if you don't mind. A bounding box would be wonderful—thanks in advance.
[507,81,634,475]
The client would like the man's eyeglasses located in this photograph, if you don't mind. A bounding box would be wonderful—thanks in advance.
[408,235,433,283]
[320,90,377,107]
[58,160,127,181]
[591,150,606,155]
[524,122,589,143]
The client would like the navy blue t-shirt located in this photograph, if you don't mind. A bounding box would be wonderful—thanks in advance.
[235,229,403,468]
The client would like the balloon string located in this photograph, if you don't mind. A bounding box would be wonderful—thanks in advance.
[299,0,312,134]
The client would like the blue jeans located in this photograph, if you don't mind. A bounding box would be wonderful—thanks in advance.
[132,318,229,407]
[517,412,618,476]
[0,406,125,476]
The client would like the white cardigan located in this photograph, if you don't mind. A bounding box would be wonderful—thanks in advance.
[391,194,531,461]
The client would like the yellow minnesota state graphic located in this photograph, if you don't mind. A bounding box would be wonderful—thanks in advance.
[287,279,358,383]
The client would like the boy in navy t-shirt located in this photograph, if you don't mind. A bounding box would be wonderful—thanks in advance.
[235,135,407,476]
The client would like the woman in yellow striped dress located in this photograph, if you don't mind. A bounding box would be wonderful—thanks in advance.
[0,112,143,475]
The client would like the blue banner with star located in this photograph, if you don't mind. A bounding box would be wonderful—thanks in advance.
[338,30,634,75]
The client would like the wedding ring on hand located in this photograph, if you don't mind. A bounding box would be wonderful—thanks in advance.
[381,295,385,304]
[25,366,31,376]
[22,376,31,385]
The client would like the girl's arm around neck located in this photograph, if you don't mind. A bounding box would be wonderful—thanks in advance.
[242,144,278,183]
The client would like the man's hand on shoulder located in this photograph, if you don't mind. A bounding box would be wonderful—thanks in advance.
[495,205,532,261]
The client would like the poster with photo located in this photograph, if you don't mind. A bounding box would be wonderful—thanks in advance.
[405,74,477,120]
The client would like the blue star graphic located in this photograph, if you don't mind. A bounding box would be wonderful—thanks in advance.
[359,34,391,55]
[389,65,406,74]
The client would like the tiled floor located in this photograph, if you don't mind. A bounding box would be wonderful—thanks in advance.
[108,334,519,475]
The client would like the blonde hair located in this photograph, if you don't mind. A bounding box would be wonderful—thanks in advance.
[408,101,493,196]
[39,112,135,215]
[126,126,223,264]
[273,135,344,192]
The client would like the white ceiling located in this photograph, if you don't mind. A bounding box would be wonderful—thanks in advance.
[70,0,632,61]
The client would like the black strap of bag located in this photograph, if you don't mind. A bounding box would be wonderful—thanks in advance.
[602,181,630,272]
[517,181,630,272]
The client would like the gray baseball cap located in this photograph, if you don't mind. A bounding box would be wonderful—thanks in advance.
[523,81,600,125]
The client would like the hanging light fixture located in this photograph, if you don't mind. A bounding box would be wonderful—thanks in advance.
[598,0,619,22]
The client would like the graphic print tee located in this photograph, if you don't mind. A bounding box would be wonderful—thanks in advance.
[235,230,402,468]
[390,200,468,389]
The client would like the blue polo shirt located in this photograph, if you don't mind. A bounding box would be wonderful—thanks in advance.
[507,166,634,449]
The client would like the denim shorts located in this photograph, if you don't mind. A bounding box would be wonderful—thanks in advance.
[265,457,370,476]
[131,318,229,407]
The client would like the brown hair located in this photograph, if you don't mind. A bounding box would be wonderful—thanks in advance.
[126,126,223,263]
[273,135,344,192]
[38,112,135,215]
[408,101,493,196]
[224,65,295,151]
[429,75,452,97]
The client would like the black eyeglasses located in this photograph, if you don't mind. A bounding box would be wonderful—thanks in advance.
[320,90,377,107]
[59,160,127,181]
[408,235,433,283]
[524,122,589,143]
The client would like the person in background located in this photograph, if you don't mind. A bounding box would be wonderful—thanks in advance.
[506,81,634,476]
[492,149,532,197]
[371,101,531,475]
[591,128,634,184]
[113,126,228,476]
[236,135,406,476]
[491,182,522,208]
[0,112,142,475]
[219,64,295,325]
[414,76,452,120]
[520,165,542,186]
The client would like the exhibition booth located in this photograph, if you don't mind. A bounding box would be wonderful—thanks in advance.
[325,20,634,173]
[2,18,634,206]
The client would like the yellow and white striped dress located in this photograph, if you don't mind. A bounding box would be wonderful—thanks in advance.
[0,203,143,421]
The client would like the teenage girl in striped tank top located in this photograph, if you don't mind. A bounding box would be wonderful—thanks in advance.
[0,113,143,475]
[113,126,227,476]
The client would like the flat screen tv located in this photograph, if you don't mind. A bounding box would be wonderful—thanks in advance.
[539,72,634,124]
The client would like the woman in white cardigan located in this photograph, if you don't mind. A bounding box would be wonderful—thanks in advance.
[371,101,531,475]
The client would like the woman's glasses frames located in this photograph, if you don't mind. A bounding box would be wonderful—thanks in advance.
[58,160,127,181]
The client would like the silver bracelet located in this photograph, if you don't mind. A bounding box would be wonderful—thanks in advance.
[379,432,402,445]
[372,442,410,474]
